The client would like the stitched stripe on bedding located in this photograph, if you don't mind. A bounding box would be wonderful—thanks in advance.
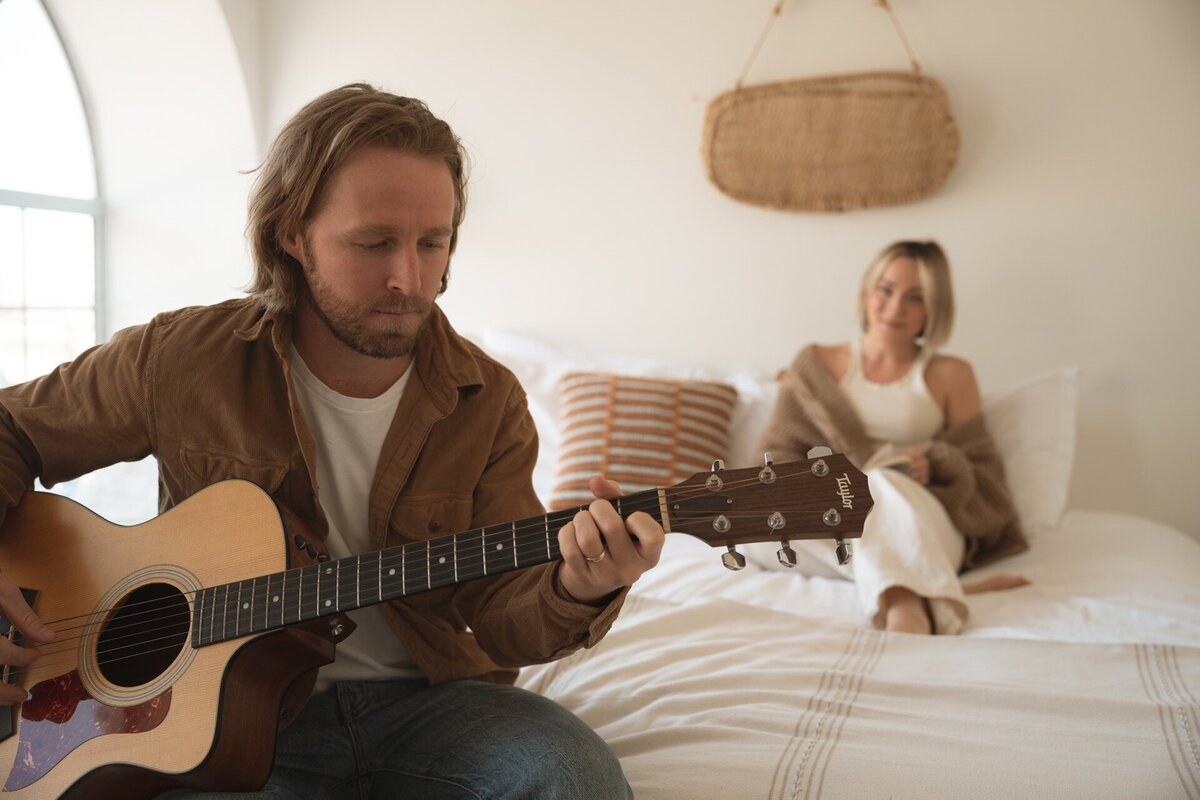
[1135,643,1200,800]
[768,628,886,800]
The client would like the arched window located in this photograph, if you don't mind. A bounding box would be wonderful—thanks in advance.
[0,0,101,386]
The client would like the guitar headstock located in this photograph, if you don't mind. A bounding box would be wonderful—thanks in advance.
[662,453,872,569]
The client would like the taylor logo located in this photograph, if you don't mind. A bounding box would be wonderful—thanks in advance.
[835,473,854,509]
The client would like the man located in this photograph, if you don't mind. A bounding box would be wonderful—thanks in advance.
[0,83,662,798]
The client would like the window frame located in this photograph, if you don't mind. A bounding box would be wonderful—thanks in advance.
[0,0,105,380]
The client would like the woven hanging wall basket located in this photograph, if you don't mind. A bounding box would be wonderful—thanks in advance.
[702,70,960,212]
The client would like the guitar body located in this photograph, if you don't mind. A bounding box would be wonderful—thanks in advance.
[0,481,333,799]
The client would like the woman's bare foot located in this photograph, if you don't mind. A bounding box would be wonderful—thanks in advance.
[880,586,933,634]
[962,574,1031,594]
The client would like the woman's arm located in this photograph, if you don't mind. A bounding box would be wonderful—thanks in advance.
[927,355,982,430]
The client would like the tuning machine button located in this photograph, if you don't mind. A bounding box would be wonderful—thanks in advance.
[777,541,797,567]
[706,459,725,491]
[835,539,852,565]
[722,545,746,571]
[759,452,776,484]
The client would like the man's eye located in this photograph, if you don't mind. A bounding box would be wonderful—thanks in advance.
[420,240,447,251]
[359,241,388,251]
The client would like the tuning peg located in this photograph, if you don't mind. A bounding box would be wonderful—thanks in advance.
[706,459,726,491]
[835,539,852,565]
[759,452,776,484]
[807,445,833,458]
[722,545,746,571]
[777,541,797,568]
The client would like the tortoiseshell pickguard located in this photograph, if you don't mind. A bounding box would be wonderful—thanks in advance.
[3,670,170,791]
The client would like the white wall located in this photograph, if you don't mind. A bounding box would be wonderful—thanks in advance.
[47,1,1200,537]
[253,0,1200,536]
[47,0,257,332]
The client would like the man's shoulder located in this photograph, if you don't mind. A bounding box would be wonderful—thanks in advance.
[114,297,271,358]
[147,297,263,330]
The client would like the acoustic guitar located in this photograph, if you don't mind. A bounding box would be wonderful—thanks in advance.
[0,454,871,798]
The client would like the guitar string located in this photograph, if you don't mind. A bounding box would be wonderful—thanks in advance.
[28,496,854,666]
[16,470,857,669]
[15,508,862,678]
[29,471,779,630]
[23,488,849,665]
[16,507,860,677]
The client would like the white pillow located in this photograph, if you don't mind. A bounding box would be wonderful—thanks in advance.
[982,368,1079,538]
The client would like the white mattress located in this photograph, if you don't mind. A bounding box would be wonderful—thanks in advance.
[516,510,1200,799]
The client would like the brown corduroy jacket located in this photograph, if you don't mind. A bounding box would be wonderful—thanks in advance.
[0,298,625,687]
[758,345,1028,570]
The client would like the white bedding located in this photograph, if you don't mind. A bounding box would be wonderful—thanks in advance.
[516,510,1200,799]
[35,333,1200,798]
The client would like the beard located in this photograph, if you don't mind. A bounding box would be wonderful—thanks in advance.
[301,247,434,360]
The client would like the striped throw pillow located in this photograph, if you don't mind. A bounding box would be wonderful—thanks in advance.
[548,372,738,511]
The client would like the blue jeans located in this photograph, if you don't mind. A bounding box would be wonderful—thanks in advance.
[159,678,631,800]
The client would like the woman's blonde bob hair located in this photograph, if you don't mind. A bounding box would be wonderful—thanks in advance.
[245,83,468,312]
[856,240,955,350]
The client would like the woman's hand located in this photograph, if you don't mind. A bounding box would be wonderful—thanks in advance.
[557,476,664,605]
[905,449,931,485]
[0,570,55,705]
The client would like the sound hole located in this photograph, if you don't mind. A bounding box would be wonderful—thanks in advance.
[96,582,189,688]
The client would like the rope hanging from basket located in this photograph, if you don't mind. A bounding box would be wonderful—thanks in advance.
[735,0,922,90]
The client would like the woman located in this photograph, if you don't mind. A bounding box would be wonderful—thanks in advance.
[752,240,1028,634]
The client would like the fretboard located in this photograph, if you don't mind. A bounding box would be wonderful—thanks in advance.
[191,488,663,648]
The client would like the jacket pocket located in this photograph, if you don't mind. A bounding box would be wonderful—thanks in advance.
[179,444,289,495]
[388,494,474,542]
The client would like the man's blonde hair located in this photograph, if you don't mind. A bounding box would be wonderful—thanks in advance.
[246,83,468,312]
[856,240,955,350]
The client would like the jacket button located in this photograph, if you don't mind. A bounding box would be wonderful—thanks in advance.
[428,520,441,533]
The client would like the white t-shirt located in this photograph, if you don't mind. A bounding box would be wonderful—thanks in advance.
[288,346,423,689]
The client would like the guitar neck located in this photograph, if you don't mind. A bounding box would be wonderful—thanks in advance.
[191,488,664,648]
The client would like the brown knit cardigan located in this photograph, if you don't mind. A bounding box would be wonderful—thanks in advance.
[758,345,1028,570]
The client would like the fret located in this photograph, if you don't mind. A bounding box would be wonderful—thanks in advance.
[482,527,489,576]
[209,585,218,644]
[218,584,228,642]
[295,565,302,623]
[511,522,517,568]
[425,540,431,592]
[453,534,458,583]
[376,551,383,605]
[334,561,342,612]
[194,588,209,646]
[355,555,362,609]
[234,581,244,637]
[251,576,263,634]
[268,572,282,629]
[321,563,336,614]
[283,568,292,625]
[402,545,407,596]
[545,515,551,560]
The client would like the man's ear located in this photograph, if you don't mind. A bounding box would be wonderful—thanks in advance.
[280,228,305,265]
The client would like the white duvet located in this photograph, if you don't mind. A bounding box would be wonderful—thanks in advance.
[517,510,1200,799]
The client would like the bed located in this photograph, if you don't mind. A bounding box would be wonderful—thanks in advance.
[476,330,1200,800]
[44,331,1200,799]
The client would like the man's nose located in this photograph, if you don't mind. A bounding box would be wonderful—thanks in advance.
[386,245,422,295]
